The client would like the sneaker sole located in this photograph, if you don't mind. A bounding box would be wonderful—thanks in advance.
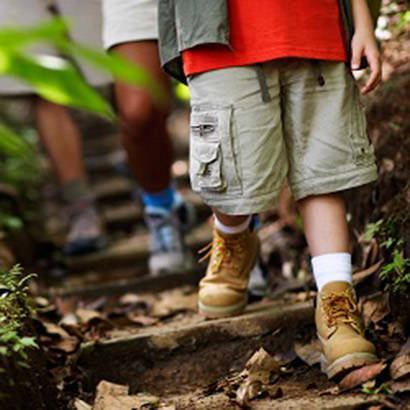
[198,297,248,319]
[320,352,379,379]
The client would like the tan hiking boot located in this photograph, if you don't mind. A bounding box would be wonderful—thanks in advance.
[198,227,259,318]
[316,281,378,379]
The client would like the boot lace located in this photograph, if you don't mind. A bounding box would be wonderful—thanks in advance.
[322,290,362,334]
[198,230,246,275]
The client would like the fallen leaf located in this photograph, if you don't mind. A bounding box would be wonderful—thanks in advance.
[246,347,280,384]
[390,337,410,380]
[236,380,264,407]
[55,296,77,316]
[119,293,144,306]
[74,399,92,410]
[360,293,390,327]
[127,314,159,327]
[50,336,79,354]
[34,296,50,308]
[391,380,410,394]
[42,322,70,339]
[75,308,105,326]
[150,288,197,318]
[235,348,281,407]
[294,339,321,366]
[339,362,386,391]
[85,296,108,311]
[60,312,79,325]
[319,385,340,396]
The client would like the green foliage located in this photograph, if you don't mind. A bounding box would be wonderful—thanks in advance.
[363,217,410,294]
[0,265,38,370]
[0,18,166,118]
[361,383,392,395]
[0,125,44,236]
[0,49,114,119]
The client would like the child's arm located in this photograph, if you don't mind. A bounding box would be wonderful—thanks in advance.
[351,0,382,94]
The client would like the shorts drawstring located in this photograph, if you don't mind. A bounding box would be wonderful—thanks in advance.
[255,64,271,103]
[312,60,326,87]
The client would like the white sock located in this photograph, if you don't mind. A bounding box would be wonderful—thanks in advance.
[214,215,251,235]
[311,252,352,292]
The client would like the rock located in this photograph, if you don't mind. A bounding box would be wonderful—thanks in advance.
[93,380,159,410]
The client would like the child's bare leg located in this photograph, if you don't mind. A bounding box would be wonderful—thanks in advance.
[213,210,250,228]
[298,193,349,257]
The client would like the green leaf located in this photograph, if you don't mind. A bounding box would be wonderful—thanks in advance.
[0,18,166,108]
[0,123,32,158]
[0,49,114,119]
[0,19,69,50]
[55,39,167,107]
[18,337,38,349]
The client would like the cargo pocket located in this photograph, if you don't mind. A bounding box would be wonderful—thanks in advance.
[191,141,225,191]
[189,106,242,195]
[349,84,376,166]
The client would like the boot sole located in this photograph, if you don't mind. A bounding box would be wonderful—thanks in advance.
[198,297,248,319]
[320,352,379,379]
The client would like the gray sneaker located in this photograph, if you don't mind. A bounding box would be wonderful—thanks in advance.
[248,259,269,300]
[64,201,105,256]
[144,200,195,276]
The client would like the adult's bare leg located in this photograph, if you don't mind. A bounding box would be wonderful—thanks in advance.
[110,41,173,193]
[35,98,105,255]
[35,98,86,185]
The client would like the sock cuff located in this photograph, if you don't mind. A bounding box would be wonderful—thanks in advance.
[311,252,352,291]
[141,183,177,211]
[214,215,251,234]
[312,252,351,268]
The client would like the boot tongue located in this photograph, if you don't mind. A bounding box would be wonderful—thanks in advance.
[320,281,351,296]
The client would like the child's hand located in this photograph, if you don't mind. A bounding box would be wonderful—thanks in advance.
[351,28,382,95]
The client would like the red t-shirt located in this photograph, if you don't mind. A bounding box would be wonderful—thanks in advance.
[183,0,347,76]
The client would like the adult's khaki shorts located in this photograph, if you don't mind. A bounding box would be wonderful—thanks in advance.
[187,59,377,215]
[0,0,109,95]
[102,0,158,50]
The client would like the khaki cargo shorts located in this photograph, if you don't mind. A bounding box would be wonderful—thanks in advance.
[187,59,377,215]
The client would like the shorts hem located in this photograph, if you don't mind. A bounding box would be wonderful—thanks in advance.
[198,187,282,215]
[291,164,378,200]
[104,34,158,50]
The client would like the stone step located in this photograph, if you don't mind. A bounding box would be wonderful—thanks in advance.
[92,177,133,203]
[171,390,382,409]
[79,300,314,395]
[55,268,204,298]
[101,191,210,230]
[92,172,192,203]
[68,221,212,271]
[83,133,123,157]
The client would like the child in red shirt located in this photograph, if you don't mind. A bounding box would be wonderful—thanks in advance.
[167,0,381,378]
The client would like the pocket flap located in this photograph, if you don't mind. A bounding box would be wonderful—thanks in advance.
[192,141,220,163]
